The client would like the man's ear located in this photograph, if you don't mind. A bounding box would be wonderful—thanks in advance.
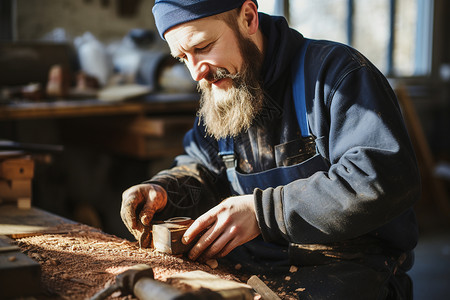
[239,0,259,36]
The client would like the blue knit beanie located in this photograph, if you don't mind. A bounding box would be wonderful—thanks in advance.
[152,0,258,39]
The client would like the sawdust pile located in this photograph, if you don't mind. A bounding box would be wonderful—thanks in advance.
[15,223,244,299]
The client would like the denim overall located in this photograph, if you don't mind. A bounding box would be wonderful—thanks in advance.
[217,39,413,299]
[218,39,329,195]
[217,39,329,270]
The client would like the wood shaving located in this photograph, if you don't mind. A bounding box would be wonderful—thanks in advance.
[15,223,242,299]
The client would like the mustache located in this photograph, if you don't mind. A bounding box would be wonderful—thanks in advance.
[204,67,240,82]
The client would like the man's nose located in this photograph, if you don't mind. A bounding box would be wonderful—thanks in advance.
[188,61,210,82]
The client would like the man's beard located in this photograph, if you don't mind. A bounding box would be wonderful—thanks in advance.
[197,33,264,139]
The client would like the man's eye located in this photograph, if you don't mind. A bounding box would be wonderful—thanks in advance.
[196,43,211,53]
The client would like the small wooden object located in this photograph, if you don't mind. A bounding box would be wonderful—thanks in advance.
[0,154,34,209]
[168,270,254,299]
[247,275,281,300]
[152,217,194,255]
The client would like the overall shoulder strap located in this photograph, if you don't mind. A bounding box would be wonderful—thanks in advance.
[292,38,311,137]
[219,38,311,171]
[218,137,235,169]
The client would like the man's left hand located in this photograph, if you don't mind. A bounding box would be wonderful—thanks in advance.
[182,194,260,261]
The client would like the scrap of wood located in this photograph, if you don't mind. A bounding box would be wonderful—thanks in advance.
[152,221,193,255]
[168,270,252,291]
[0,156,34,180]
[247,275,281,300]
[17,197,32,210]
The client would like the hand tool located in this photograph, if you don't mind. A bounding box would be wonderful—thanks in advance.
[90,264,154,300]
[90,264,254,300]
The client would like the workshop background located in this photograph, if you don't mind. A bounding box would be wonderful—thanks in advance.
[1,0,449,299]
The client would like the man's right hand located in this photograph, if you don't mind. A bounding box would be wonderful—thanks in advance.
[120,184,167,246]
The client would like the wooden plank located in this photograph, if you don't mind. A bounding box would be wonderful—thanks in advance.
[0,235,41,299]
[168,270,252,292]
[0,99,145,120]
[0,205,75,238]
[0,156,35,180]
[247,275,281,300]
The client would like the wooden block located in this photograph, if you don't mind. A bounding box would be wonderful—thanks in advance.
[152,219,194,255]
[247,275,281,300]
[0,156,35,180]
[17,197,32,210]
[0,235,41,299]
[0,179,32,199]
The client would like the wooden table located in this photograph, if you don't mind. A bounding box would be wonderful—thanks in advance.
[0,93,199,120]
[0,93,199,159]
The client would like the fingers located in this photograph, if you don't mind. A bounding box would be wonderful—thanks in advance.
[148,184,168,213]
[185,205,239,260]
[187,223,242,260]
[139,201,157,226]
[140,185,168,226]
[182,207,219,245]
[140,214,153,227]
[184,195,260,261]
[120,184,168,241]
[202,233,239,259]
[187,222,220,261]
[120,190,144,234]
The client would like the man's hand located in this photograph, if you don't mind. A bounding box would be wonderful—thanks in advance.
[182,194,260,261]
[120,184,167,244]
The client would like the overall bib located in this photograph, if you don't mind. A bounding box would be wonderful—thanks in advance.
[217,39,330,271]
[216,39,412,299]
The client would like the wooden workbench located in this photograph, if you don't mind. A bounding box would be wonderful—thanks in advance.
[0,205,253,299]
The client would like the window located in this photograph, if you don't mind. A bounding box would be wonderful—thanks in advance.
[259,0,434,77]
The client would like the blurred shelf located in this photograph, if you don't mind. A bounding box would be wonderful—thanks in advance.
[0,92,199,120]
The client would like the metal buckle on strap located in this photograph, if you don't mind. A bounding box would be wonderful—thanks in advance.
[222,154,236,169]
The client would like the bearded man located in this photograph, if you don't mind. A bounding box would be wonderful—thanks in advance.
[121,1,420,298]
